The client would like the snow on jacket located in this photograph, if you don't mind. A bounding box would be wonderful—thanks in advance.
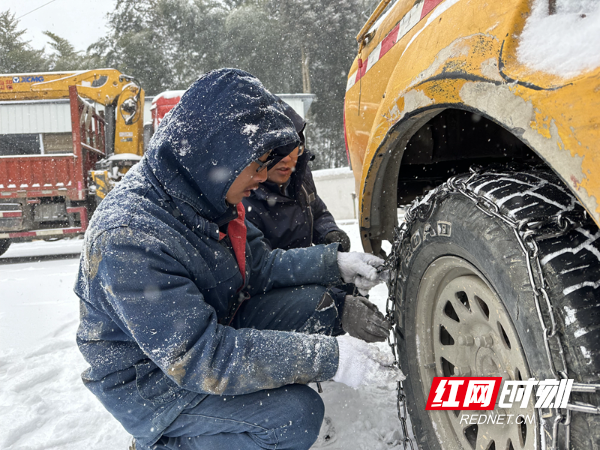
[75,69,341,447]
[243,150,341,250]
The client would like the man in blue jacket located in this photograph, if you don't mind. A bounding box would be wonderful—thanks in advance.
[243,100,351,252]
[75,69,401,450]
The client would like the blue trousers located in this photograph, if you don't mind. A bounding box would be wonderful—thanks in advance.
[147,285,344,450]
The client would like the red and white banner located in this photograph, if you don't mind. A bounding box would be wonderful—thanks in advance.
[346,0,448,91]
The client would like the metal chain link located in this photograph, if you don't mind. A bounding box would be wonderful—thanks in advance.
[384,209,418,449]
[381,167,595,450]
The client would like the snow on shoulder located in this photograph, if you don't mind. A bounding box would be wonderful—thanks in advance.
[517,0,600,78]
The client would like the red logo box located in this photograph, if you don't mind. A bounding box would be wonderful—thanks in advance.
[426,377,502,410]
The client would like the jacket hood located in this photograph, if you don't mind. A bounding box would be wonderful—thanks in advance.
[145,68,300,221]
[276,96,306,143]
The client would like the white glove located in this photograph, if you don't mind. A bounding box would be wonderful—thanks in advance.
[337,252,386,295]
[333,335,405,389]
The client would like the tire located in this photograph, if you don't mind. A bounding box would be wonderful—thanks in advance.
[394,169,600,450]
[0,239,10,256]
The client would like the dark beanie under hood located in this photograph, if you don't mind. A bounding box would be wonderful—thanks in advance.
[145,68,300,221]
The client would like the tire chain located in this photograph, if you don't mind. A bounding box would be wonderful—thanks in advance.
[380,167,600,450]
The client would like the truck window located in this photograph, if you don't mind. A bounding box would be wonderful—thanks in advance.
[42,133,73,154]
[0,132,73,156]
[0,134,40,156]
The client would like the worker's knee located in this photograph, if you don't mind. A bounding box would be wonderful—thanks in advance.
[274,384,324,449]
[297,286,346,336]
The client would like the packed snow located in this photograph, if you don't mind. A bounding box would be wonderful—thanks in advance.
[0,223,406,450]
[517,0,600,78]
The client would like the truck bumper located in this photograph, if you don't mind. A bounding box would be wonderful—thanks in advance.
[0,206,88,240]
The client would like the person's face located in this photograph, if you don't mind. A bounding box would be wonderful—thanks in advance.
[266,146,300,185]
[225,151,270,205]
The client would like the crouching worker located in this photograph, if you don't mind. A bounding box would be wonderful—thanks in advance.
[243,99,351,252]
[243,100,377,326]
[75,69,403,450]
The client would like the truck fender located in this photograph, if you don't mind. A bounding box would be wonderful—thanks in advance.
[358,33,599,251]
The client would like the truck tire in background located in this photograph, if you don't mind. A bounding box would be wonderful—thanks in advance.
[395,169,600,450]
[0,239,10,256]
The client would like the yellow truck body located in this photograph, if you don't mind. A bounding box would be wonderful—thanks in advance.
[344,2,600,449]
[344,0,599,253]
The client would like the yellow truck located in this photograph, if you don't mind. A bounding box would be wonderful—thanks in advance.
[0,69,144,255]
[344,1,599,448]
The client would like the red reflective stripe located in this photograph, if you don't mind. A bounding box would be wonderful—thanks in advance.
[421,0,444,19]
[347,0,444,91]
[8,231,37,238]
[0,211,21,218]
[343,101,351,167]
[356,62,367,82]
[380,24,400,58]
[6,227,86,238]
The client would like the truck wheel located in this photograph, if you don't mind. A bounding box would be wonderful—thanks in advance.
[0,239,10,256]
[395,169,600,450]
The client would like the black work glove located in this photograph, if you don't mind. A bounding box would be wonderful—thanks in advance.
[325,230,351,252]
[341,295,391,343]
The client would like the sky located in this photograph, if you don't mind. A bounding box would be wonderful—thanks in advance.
[5,0,116,52]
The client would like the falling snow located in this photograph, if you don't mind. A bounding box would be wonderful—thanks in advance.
[0,224,404,450]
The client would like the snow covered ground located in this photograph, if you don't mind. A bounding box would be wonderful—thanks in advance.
[0,222,406,450]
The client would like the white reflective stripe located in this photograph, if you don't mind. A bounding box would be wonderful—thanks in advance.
[36,229,63,236]
[346,71,358,91]
[397,2,424,42]
[346,0,427,92]
[367,42,383,72]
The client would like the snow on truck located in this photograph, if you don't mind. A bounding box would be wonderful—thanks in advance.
[0,69,144,256]
[344,0,599,449]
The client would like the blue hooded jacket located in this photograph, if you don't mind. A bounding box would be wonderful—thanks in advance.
[75,69,341,446]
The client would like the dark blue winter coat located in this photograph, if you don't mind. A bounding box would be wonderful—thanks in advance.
[75,69,341,447]
[243,151,341,250]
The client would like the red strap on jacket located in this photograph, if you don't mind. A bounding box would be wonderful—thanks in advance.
[219,202,247,282]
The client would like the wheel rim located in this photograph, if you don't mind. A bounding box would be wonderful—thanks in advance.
[415,256,537,450]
